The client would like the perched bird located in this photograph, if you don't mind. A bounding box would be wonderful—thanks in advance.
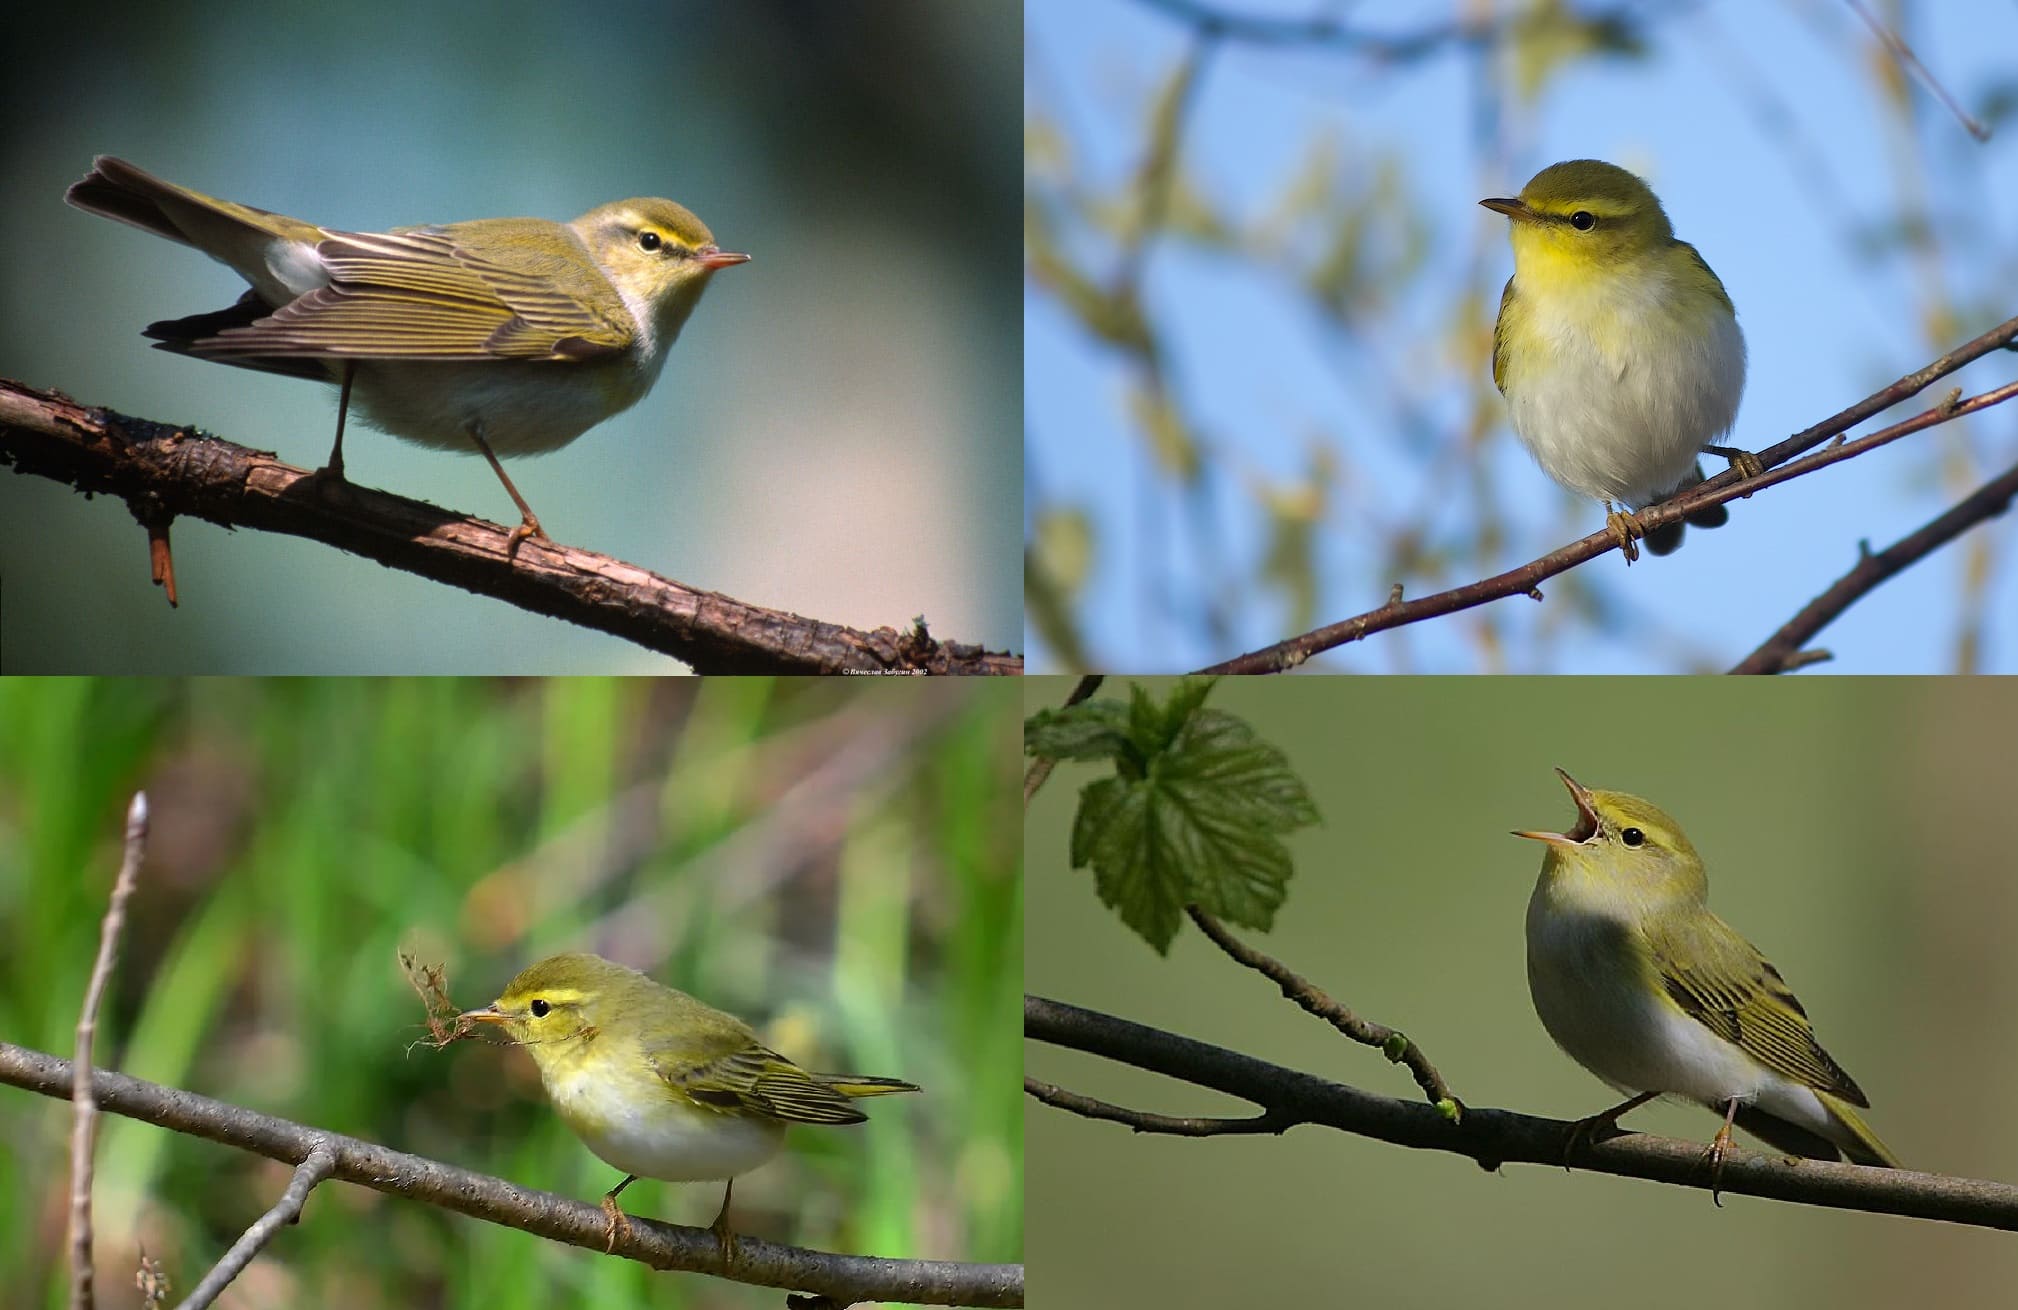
[1484,160,1757,560]
[458,952,917,1258]
[66,156,748,548]
[1518,769,1897,1189]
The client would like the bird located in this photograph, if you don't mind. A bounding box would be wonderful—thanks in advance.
[1484,159,1758,560]
[1518,769,1898,1194]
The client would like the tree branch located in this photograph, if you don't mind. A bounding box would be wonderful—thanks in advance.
[69,791,148,1310]
[1024,1076,1291,1136]
[1199,314,2018,673]
[177,1144,337,1310]
[1,1043,1023,1308]
[1184,907,1460,1114]
[1026,994,2018,1230]
[0,377,1019,676]
[1733,455,2018,673]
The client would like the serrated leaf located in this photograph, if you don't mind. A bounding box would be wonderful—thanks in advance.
[1064,683,1319,952]
[1075,776,1186,953]
[1024,701,1131,763]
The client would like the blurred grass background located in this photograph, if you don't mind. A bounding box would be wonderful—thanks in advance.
[0,677,1021,1309]
[1026,675,2018,1309]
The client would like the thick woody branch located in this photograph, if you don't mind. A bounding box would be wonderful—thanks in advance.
[1026,995,2018,1230]
[0,1043,1023,1309]
[1733,456,2018,673]
[1201,314,2018,674]
[0,378,1019,676]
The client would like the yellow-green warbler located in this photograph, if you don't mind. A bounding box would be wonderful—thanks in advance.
[67,157,748,548]
[1484,160,1755,561]
[458,952,916,1258]
[1518,770,1898,1187]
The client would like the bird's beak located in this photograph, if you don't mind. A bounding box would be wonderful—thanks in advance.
[697,246,751,270]
[457,1004,508,1027]
[1512,767,1600,846]
[1479,196,1534,224]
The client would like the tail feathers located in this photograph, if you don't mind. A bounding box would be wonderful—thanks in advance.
[1820,1095,1901,1168]
[1733,1099,1899,1168]
[1644,461,1729,556]
[818,1074,922,1099]
[66,156,197,247]
[817,1074,921,1100]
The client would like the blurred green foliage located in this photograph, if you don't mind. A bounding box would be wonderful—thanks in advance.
[1026,674,2018,1308]
[0,678,1021,1309]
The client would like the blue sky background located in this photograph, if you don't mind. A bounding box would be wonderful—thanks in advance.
[1027,0,2018,672]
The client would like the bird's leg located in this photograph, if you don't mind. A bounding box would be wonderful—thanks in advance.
[599,1174,638,1253]
[1702,1096,1742,1207]
[1704,444,1764,484]
[321,361,355,482]
[465,419,551,555]
[1602,501,1644,564]
[1562,1090,1659,1170]
[708,1178,740,1266]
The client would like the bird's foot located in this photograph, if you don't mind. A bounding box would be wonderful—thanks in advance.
[1700,1120,1738,1208]
[1603,503,1643,564]
[599,1193,634,1253]
[1707,444,1765,486]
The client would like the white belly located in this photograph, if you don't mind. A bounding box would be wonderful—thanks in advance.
[347,354,659,457]
[545,1063,785,1182]
[1504,270,1745,508]
[1524,899,1839,1142]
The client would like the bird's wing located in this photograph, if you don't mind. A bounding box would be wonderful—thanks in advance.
[647,1034,866,1125]
[1490,275,1516,395]
[1645,911,1869,1106]
[183,223,634,363]
[1677,241,1736,315]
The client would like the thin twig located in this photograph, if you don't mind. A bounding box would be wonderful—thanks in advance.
[1136,0,1641,62]
[1026,995,2018,1229]
[2,1042,1021,1308]
[1025,1077,1291,1136]
[68,791,148,1310]
[175,1144,338,1310]
[1185,907,1462,1115]
[1201,314,2018,673]
[1022,675,1105,808]
[1845,0,1991,142]
[1734,457,2018,673]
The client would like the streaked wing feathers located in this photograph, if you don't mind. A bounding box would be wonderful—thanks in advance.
[1490,276,1515,394]
[649,1039,868,1126]
[1647,912,1868,1106]
[186,227,633,362]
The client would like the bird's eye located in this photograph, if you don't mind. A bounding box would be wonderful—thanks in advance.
[1620,827,1645,847]
[1569,211,1596,231]
[638,230,663,252]
[529,998,551,1018]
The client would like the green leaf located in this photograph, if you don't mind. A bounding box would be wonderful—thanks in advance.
[1075,776,1186,953]
[1024,701,1130,763]
[1058,681,1319,952]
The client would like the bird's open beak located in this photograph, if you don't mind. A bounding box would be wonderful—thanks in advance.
[1512,767,1599,846]
[697,246,751,270]
[1479,196,1534,223]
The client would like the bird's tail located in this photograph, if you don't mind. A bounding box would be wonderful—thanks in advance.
[1645,461,1730,556]
[816,1074,922,1100]
[1819,1094,1902,1168]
